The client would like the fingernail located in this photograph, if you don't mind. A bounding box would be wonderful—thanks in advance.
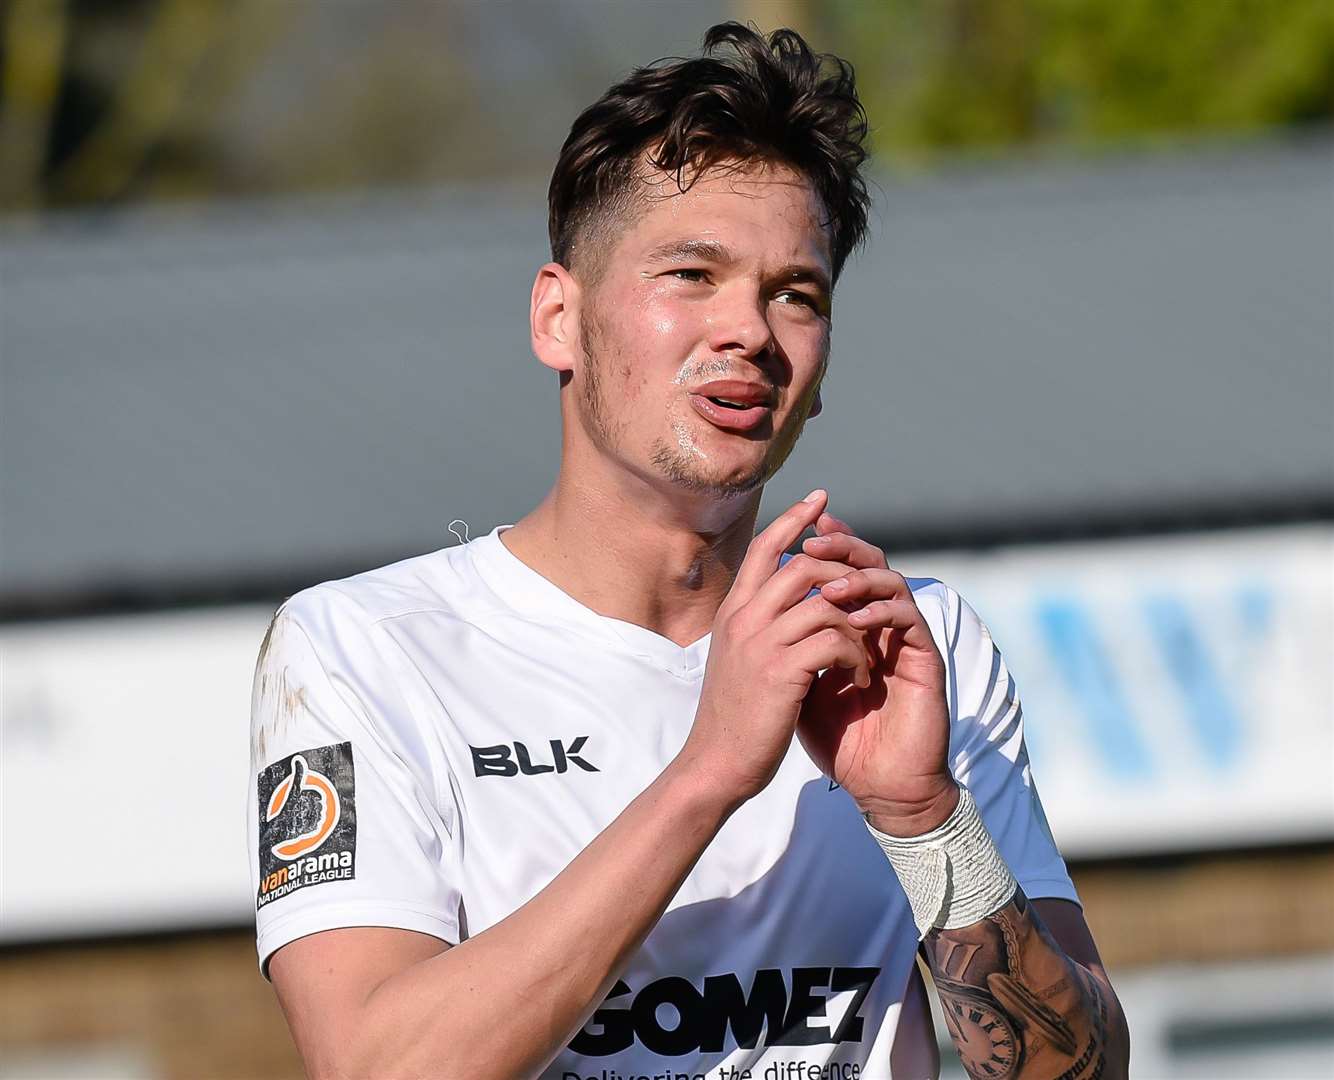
[803,488,826,503]
[808,535,832,546]
[823,577,847,590]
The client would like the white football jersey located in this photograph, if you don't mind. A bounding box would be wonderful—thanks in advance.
[248,526,1078,1079]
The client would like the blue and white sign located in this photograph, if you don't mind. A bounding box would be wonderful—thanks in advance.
[898,525,1334,857]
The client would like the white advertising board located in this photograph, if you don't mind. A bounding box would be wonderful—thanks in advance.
[2,525,1331,941]
[2,606,273,941]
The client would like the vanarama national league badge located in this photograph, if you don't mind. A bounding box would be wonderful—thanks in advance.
[257,742,357,908]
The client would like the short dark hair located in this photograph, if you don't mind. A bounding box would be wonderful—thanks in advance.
[548,22,870,283]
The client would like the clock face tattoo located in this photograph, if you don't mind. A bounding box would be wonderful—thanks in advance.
[939,986,1021,1080]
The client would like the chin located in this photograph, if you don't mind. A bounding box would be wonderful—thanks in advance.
[648,442,778,496]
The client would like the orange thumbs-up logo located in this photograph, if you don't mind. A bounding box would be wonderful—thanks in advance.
[266,754,340,860]
[256,742,357,909]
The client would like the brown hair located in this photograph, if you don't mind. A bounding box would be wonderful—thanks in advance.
[548,22,871,282]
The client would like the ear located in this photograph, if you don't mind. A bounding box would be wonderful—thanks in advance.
[808,385,823,419]
[530,262,581,374]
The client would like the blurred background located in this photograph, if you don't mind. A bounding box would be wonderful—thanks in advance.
[1,0,1331,1077]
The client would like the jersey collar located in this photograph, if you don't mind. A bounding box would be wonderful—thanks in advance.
[467,525,711,680]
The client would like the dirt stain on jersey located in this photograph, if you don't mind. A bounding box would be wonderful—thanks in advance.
[252,606,309,764]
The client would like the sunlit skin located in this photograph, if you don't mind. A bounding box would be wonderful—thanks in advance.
[504,160,835,647]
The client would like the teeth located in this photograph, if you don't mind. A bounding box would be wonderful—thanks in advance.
[711,397,749,409]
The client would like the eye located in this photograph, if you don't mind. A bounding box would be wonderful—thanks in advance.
[774,289,819,310]
[668,268,708,283]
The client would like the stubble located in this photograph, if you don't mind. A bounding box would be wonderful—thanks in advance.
[578,308,823,496]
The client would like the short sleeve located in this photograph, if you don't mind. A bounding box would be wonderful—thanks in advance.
[939,586,1080,906]
[247,589,463,977]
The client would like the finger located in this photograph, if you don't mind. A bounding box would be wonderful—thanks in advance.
[802,662,858,706]
[820,566,914,606]
[769,592,856,646]
[802,530,888,571]
[768,594,872,686]
[749,552,862,623]
[816,510,855,536]
[729,490,828,605]
[785,626,870,683]
[844,598,937,652]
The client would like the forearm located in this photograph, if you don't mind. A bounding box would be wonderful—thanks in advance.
[922,888,1130,1079]
[865,786,1128,1079]
[344,751,736,1078]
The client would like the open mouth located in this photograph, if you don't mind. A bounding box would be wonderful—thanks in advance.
[688,393,772,432]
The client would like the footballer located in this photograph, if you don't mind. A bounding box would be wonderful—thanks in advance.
[249,23,1130,1079]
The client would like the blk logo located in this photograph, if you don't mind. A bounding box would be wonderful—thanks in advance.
[471,737,599,777]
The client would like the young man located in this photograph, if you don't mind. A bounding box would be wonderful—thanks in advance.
[249,24,1129,1079]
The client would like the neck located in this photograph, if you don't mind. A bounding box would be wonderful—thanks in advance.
[501,456,762,648]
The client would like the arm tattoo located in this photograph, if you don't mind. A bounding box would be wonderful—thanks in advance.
[922,889,1116,1080]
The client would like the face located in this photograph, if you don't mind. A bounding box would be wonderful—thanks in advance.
[551,161,833,500]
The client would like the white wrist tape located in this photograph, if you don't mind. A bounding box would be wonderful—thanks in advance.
[866,787,1017,936]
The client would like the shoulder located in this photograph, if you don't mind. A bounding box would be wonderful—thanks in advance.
[907,578,1011,724]
[296,545,474,623]
[905,574,951,615]
[252,545,493,714]
[272,544,488,648]
[905,576,985,656]
[250,549,475,768]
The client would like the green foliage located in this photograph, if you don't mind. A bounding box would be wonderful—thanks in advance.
[821,0,1334,160]
[5,0,1331,211]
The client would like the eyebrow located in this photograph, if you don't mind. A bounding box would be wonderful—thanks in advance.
[645,238,736,265]
[645,238,832,296]
[774,263,832,298]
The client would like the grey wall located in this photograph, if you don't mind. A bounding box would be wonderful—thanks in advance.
[3,137,1331,607]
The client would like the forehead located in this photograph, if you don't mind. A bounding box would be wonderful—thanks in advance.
[618,160,832,268]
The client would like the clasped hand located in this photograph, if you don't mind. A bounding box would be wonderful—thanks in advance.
[797,510,959,837]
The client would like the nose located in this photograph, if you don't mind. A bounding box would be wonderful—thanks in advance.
[705,285,775,361]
